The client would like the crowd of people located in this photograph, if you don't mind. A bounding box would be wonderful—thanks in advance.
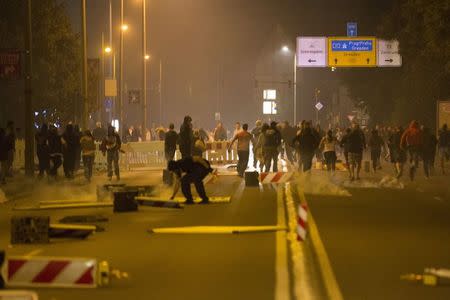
[0,116,449,186]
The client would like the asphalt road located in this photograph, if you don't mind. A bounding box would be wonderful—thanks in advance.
[0,171,285,300]
[307,173,450,300]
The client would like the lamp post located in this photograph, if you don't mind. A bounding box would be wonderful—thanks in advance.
[119,0,126,136]
[81,0,88,129]
[142,0,148,131]
[281,45,297,125]
[24,0,33,176]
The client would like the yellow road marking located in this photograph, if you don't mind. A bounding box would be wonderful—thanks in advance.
[275,185,290,300]
[136,196,231,203]
[149,225,286,234]
[305,190,344,300]
[24,249,43,257]
[13,202,113,210]
[49,224,96,231]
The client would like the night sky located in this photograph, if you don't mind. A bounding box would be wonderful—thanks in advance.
[65,0,393,129]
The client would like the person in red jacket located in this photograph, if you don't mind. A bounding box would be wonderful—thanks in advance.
[400,120,423,181]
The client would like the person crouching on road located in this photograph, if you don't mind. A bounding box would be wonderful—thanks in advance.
[80,130,96,182]
[228,123,254,177]
[168,156,214,204]
[101,125,121,181]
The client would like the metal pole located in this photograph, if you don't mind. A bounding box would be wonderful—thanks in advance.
[24,0,34,177]
[81,0,88,129]
[109,0,114,122]
[101,32,104,123]
[293,53,297,126]
[119,0,124,136]
[142,0,147,130]
[159,58,162,124]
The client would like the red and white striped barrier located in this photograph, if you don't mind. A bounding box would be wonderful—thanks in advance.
[259,172,293,184]
[297,204,308,241]
[3,256,99,288]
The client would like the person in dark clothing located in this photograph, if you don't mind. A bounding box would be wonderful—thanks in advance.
[192,130,206,157]
[387,126,406,179]
[339,128,352,168]
[368,129,385,173]
[168,156,213,204]
[313,124,325,163]
[251,120,262,168]
[47,125,63,178]
[438,124,449,175]
[4,121,16,177]
[292,122,319,172]
[262,121,282,172]
[80,130,96,182]
[35,124,50,178]
[73,125,82,172]
[61,124,77,179]
[213,122,228,141]
[178,116,193,158]
[164,123,178,161]
[422,127,437,178]
[347,123,366,181]
[92,122,107,142]
[100,125,121,181]
[280,121,297,164]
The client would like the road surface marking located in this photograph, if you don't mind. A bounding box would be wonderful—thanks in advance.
[24,249,43,257]
[148,226,286,234]
[275,185,290,300]
[285,183,314,300]
[305,190,344,300]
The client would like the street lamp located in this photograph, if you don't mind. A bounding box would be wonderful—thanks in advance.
[280,45,297,125]
[144,54,150,60]
[282,45,289,52]
[104,47,112,53]
[121,24,128,31]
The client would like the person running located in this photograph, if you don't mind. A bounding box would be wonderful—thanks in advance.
[47,125,63,179]
[164,123,178,161]
[178,116,193,158]
[293,122,319,172]
[400,120,423,181]
[61,124,77,179]
[229,123,254,177]
[168,156,214,204]
[422,127,437,178]
[35,124,50,179]
[387,126,406,179]
[319,130,338,174]
[280,121,297,164]
[368,129,385,173]
[340,128,352,169]
[437,124,449,175]
[251,120,263,168]
[101,125,121,181]
[347,123,366,181]
[262,121,282,172]
[80,130,96,182]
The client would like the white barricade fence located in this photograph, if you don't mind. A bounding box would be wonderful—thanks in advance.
[204,141,238,165]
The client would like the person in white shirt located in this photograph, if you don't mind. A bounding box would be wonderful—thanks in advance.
[319,130,338,173]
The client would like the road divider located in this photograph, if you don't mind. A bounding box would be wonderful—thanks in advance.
[297,203,308,241]
[13,202,113,211]
[260,172,293,184]
[148,226,287,234]
[0,252,127,289]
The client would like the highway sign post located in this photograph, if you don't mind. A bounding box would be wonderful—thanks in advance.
[296,37,327,67]
[328,37,376,67]
[377,39,402,67]
[347,22,357,37]
[315,102,324,111]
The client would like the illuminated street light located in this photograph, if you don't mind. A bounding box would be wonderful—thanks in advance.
[144,54,150,60]
[282,45,289,52]
[104,47,112,53]
[121,24,128,31]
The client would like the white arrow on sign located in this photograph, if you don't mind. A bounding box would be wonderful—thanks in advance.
[297,37,327,67]
[377,39,402,67]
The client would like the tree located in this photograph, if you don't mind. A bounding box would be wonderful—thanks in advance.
[340,0,450,127]
[0,0,81,125]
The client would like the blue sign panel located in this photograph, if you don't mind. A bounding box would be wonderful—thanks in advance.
[347,22,357,37]
[331,40,373,51]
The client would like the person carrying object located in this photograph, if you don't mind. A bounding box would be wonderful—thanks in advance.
[168,156,214,204]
